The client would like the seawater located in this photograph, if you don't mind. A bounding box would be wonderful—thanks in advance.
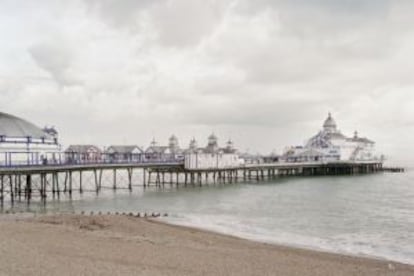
[3,170,414,265]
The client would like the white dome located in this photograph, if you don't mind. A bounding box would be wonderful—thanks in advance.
[208,133,217,140]
[0,112,50,139]
[323,113,337,131]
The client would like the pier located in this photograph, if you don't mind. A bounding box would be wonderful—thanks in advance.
[0,160,399,205]
[0,111,405,207]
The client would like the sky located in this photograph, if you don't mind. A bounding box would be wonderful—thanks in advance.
[0,0,413,165]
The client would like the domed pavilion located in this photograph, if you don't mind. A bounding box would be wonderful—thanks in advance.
[283,113,376,162]
[0,112,61,166]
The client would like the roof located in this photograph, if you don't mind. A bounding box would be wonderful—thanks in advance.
[106,145,143,154]
[293,148,325,157]
[348,137,375,144]
[0,112,50,139]
[222,147,237,154]
[145,146,168,154]
[65,145,102,153]
[325,132,346,139]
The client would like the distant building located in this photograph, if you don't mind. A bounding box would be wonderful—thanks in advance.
[0,112,61,166]
[166,135,184,160]
[145,138,169,161]
[64,145,102,164]
[105,145,143,162]
[263,154,280,163]
[184,134,244,169]
[145,135,184,161]
[283,113,376,162]
[238,152,264,164]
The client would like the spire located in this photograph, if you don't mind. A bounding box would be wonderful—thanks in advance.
[150,137,158,147]
[226,138,234,149]
[189,137,198,150]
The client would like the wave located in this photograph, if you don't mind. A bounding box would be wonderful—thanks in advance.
[160,213,414,266]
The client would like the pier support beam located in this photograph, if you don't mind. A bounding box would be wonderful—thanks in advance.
[0,175,3,204]
[9,175,14,203]
[69,171,73,196]
[79,171,83,194]
[26,174,32,201]
[113,169,117,190]
[93,169,99,193]
[127,168,133,191]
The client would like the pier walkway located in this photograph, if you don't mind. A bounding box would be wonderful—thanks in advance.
[0,160,400,204]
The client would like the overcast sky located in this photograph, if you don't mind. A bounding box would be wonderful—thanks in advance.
[1,0,413,164]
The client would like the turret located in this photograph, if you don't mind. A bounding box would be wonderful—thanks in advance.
[169,134,179,150]
[150,138,158,147]
[189,137,198,150]
[323,112,337,133]
[207,133,218,147]
[226,139,234,150]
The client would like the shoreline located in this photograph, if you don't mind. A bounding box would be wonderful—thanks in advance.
[156,216,414,266]
[0,214,413,275]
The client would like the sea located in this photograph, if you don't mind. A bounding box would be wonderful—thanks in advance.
[2,169,413,265]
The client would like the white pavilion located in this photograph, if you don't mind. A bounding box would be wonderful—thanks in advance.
[283,113,376,162]
[0,112,61,166]
[184,134,243,169]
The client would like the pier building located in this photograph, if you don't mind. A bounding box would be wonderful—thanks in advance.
[145,135,184,161]
[105,145,144,163]
[145,138,168,161]
[283,113,376,162]
[0,112,61,166]
[184,134,244,169]
[64,145,102,164]
[166,135,184,160]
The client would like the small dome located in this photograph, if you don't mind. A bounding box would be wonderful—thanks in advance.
[226,139,234,148]
[208,133,218,145]
[323,112,337,131]
[208,133,217,140]
[169,134,179,148]
[0,112,50,139]
[207,133,218,149]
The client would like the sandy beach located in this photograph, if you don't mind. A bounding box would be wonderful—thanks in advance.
[0,214,412,276]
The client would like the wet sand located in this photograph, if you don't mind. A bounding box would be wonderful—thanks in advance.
[0,214,413,276]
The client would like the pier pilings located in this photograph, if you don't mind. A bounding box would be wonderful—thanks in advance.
[0,161,400,205]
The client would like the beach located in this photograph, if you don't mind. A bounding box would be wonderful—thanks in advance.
[0,214,412,276]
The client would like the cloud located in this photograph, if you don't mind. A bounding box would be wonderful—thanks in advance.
[86,0,230,47]
[28,40,82,87]
[86,0,161,29]
[1,0,414,163]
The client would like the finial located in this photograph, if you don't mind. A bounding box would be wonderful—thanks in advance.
[151,137,157,146]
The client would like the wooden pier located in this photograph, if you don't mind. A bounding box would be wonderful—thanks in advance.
[0,161,402,205]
